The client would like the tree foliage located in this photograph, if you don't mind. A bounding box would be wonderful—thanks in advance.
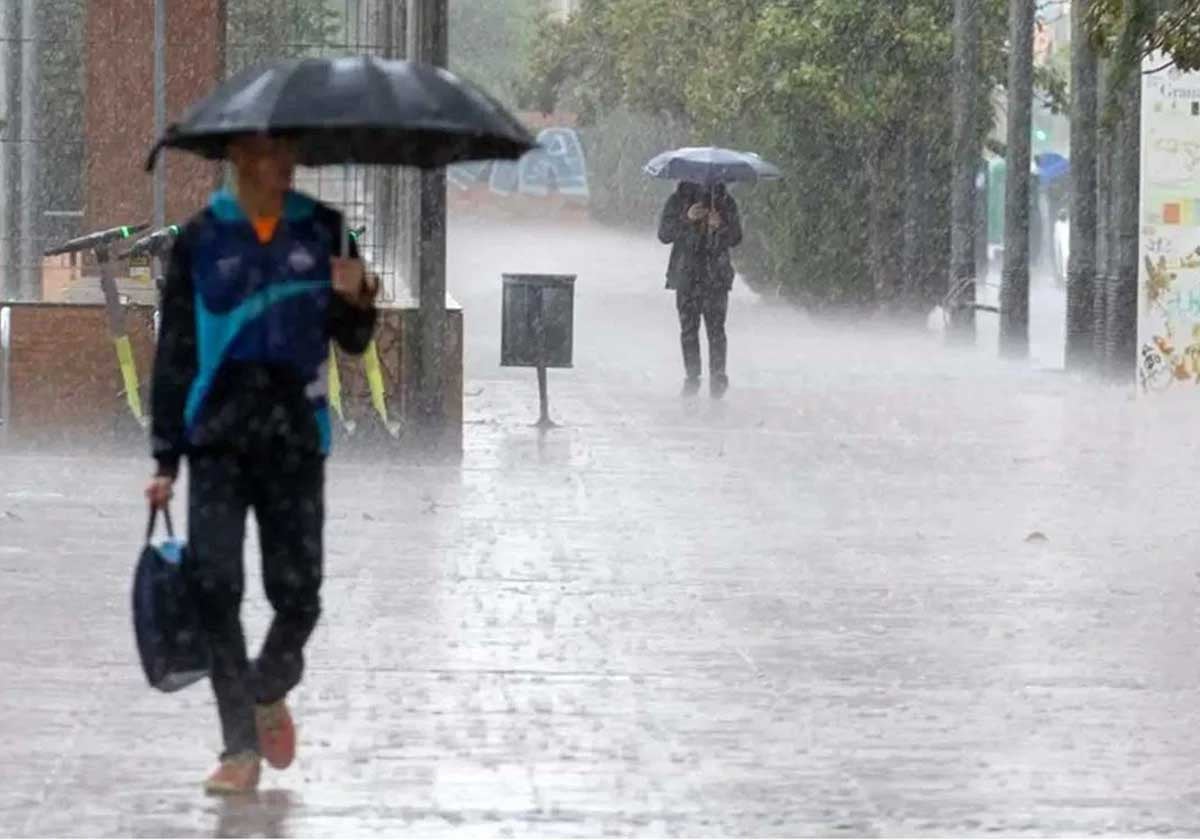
[449,0,543,106]
[1088,0,1200,71]
[1085,0,1200,130]
[522,0,1049,310]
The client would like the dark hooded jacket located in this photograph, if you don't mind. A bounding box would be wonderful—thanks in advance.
[657,182,743,293]
[150,189,377,479]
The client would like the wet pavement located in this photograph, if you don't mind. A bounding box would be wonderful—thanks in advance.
[4,218,1200,836]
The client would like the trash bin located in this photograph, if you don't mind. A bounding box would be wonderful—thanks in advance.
[501,274,576,427]
[501,274,575,369]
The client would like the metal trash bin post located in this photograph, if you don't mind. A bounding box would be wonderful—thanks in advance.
[501,273,575,428]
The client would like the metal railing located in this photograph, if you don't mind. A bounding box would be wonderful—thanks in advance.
[1,0,412,303]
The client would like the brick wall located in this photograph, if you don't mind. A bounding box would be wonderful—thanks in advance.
[84,0,226,234]
[2,303,156,441]
[1,302,464,453]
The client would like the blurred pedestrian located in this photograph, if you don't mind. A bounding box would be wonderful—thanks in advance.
[144,132,378,795]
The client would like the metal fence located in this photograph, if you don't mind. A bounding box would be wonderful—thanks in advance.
[0,0,413,303]
[227,0,411,302]
[0,0,86,302]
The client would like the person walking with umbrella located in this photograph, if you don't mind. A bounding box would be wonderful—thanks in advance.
[142,57,534,795]
[657,180,742,397]
[145,131,378,795]
[647,147,780,398]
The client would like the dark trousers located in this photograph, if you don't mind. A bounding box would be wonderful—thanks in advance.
[185,450,325,757]
[676,286,729,380]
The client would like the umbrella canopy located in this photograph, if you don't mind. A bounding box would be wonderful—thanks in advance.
[644,146,783,185]
[145,56,536,172]
[1034,152,1069,184]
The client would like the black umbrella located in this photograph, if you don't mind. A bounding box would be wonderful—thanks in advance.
[145,56,536,172]
[644,146,783,185]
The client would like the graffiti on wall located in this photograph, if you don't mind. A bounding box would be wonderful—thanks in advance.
[449,127,589,201]
[1137,56,1200,395]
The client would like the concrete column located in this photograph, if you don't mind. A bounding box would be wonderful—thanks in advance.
[407,0,449,433]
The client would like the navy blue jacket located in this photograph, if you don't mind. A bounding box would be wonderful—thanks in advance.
[151,189,376,477]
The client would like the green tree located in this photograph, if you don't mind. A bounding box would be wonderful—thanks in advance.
[449,0,543,106]
[523,0,1045,312]
[1066,0,1099,371]
[1088,0,1200,76]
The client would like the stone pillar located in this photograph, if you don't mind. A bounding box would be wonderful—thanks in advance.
[408,0,449,436]
[84,0,225,234]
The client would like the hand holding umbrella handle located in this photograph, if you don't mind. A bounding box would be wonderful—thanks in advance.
[332,257,379,309]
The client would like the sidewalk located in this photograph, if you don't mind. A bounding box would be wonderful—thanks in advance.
[2,219,1199,836]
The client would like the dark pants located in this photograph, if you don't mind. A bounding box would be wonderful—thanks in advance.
[185,450,325,757]
[676,286,729,380]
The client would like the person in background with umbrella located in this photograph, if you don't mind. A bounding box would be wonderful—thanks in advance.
[145,131,379,795]
[657,180,743,397]
[647,147,779,398]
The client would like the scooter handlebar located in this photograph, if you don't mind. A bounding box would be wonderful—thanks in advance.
[44,223,149,257]
[123,224,181,259]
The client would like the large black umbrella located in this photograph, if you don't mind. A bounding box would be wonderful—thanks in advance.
[644,146,783,185]
[145,56,536,171]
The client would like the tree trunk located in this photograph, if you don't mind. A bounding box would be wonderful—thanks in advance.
[1066,0,1098,371]
[409,0,450,431]
[926,107,956,311]
[949,0,981,341]
[866,142,886,309]
[1000,0,1034,358]
[902,124,931,315]
[1093,61,1113,365]
[867,128,905,313]
[1109,60,1140,382]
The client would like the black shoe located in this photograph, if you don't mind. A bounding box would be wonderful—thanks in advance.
[682,377,701,397]
[710,374,729,399]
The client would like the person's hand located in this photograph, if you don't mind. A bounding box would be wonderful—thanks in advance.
[332,257,377,308]
[707,210,723,230]
[145,475,174,510]
[686,203,707,222]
